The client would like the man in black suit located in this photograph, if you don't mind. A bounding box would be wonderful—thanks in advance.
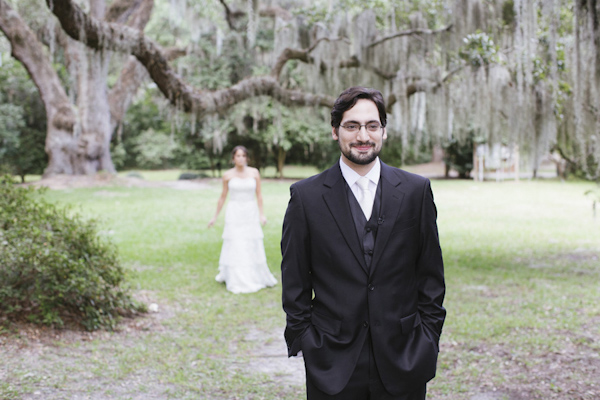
[281,86,446,399]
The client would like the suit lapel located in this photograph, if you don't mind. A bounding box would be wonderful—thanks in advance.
[322,164,369,274]
[370,162,405,276]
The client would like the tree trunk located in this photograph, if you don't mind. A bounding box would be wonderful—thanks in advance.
[0,0,155,176]
[64,0,155,175]
[74,40,115,174]
[277,146,286,179]
[0,0,78,176]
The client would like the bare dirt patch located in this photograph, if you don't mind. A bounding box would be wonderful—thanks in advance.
[0,292,180,400]
[438,332,600,400]
[22,162,454,192]
[239,327,305,387]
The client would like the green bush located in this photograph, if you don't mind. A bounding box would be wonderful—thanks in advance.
[0,57,48,181]
[126,171,144,179]
[443,137,474,178]
[178,172,199,180]
[379,136,406,167]
[0,177,145,331]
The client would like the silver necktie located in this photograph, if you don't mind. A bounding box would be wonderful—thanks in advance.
[356,176,373,220]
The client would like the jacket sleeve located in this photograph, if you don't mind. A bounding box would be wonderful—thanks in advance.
[281,183,313,357]
[417,179,446,342]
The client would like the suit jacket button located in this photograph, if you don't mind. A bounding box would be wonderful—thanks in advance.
[363,321,369,328]
[368,284,374,291]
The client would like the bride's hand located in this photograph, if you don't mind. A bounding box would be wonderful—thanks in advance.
[208,217,216,228]
[260,215,267,226]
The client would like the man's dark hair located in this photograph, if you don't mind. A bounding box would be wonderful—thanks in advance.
[330,86,387,130]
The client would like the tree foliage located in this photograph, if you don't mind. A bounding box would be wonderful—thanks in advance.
[0,53,47,180]
[1,0,599,179]
[132,128,177,169]
[459,31,499,67]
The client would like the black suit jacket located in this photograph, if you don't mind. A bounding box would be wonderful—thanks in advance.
[281,161,446,396]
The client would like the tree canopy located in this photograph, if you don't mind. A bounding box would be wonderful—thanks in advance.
[0,0,598,179]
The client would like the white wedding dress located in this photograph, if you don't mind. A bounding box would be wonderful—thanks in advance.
[215,177,277,294]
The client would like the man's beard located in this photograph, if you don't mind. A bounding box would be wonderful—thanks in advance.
[339,141,381,165]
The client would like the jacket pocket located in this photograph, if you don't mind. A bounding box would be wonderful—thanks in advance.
[399,311,422,335]
[311,310,342,336]
[391,217,417,234]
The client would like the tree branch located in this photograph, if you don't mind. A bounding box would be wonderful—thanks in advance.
[441,64,464,83]
[271,37,351,79]
[107,0,159,132]
[47,0,334,116]
[48,0,199,108]
[368,24,453,48]
[0,0,73,123]
[386,65,466,108]
[208,77,335,111]
[269,34,460,95]
[551,144,577,166]
[105,0,151,25]
[109,46,187,133]
[44,0,459,119]
[218,0,239,31]
[219,0,291,32]
[259,5,292,21]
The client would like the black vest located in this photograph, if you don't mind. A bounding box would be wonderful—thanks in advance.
[346,179,382,268]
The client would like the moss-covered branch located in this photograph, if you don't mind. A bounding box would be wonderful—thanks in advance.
[47,0,334,115]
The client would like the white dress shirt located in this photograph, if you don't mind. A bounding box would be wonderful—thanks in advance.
[339,157,380,219]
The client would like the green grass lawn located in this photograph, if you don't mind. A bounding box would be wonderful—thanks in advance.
[2,173,599,399]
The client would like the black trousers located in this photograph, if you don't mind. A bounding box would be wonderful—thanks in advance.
[305,333,427,400]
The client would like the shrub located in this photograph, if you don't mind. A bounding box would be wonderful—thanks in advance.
[126,171,144,179]
[0,177,145,331]
[178,172,199,180]
[379,136,406,167]
[443,137,474,178]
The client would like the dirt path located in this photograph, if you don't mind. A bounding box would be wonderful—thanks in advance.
[22,162,451,192]
[25,174,212,190]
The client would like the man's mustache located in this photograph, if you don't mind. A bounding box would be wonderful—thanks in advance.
[351,142,375,147]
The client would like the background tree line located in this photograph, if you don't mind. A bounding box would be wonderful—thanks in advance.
[0,0,598,180]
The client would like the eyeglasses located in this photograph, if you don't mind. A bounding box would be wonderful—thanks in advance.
[339,122,383,134]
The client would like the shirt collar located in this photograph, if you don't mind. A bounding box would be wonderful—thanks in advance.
[339,156,381,187]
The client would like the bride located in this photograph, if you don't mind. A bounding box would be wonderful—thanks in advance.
[207,145,277,294]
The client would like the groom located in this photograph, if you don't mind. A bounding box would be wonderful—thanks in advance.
[281,86,446,399]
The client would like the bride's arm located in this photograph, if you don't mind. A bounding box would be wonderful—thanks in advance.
[208,174,230,228]
[254,169,267,226]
